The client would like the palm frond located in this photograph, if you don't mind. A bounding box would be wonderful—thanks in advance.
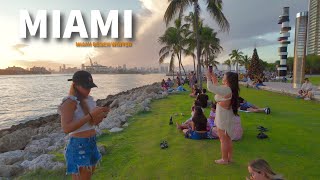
[206,0,230,32]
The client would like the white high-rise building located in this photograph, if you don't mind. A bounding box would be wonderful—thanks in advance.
[307,0,320,55]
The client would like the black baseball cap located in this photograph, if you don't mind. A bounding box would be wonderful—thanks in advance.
[68,71,97,89]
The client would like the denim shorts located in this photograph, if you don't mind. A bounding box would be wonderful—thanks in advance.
[185,130,208,140]
[64,135,101,175]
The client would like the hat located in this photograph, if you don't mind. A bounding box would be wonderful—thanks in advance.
[68,71,97,88]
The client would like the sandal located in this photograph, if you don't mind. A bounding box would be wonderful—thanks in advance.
[215,159,229,165]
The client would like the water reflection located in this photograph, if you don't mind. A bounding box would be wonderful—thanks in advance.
[0,74,165,129]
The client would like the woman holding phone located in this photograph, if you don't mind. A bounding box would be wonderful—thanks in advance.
[206,69,239,165]
[58,70,110,179]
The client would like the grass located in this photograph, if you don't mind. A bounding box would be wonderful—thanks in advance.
[19,86,320,180]
[309,76,320,86]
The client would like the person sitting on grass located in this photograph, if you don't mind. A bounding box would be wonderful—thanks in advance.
[304,86,320,100]
[247,159,284,180]
[161,79,168,91]
[207,103,216,131]
[297,78,313,99]
[183,106,208,140]
[239,97,271,114]
[176,85,187,92]
[253,77,266,90]
[189,84,201,98]
[166,78,174,88]
[197,88,209,108]
[176,100,203,130]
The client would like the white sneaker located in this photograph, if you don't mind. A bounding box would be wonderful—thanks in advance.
[304,98,311,101]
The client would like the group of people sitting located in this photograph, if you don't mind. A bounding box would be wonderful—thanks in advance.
[176,85,272,140]
[177,88,244,140]
[161,77,187,92]
[297,78,319,100]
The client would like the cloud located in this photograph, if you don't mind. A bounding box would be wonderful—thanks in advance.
[92,0,169,68]
[12,44,28,55]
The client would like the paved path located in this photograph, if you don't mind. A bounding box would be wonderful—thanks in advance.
[240,82,320,101]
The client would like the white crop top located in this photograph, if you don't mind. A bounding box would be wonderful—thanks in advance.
[57,95,96,135]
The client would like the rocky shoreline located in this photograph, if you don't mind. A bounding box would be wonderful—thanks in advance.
[0,82,168,178]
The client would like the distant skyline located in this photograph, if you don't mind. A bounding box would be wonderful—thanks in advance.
[0,0,308,69]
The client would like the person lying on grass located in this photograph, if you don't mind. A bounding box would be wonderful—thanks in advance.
[239,97,271,114]
[183,106,208,140]
[176,100,203,130]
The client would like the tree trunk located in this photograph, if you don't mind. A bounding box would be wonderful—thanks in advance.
[181,61,187,77]
[178,51,182,78]
[193,58,196,73]
[194,1,202,90]
[236,61,239,74]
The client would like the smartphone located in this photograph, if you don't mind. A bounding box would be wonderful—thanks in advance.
[208,65,213,73]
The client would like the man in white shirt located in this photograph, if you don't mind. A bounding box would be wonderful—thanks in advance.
[298,78,313,98]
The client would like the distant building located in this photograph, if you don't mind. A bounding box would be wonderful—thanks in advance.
[160,63,169,73]
[307,0,320,55]
[5,66,28,74]
[30,66,51,74]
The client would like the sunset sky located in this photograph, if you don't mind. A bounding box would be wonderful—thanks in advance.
[0,0,308,70]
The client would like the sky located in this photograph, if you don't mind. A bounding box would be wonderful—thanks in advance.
[0,0,309,70]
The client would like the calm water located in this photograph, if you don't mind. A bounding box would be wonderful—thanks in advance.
[0,74,165,130]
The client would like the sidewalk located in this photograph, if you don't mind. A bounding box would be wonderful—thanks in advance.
[240,82,320,101]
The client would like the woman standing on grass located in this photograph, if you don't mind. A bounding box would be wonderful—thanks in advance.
[58,71,110,180]
[207,71,239,165]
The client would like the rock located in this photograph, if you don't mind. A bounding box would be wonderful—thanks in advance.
[98,145,107,155]
[0,150,25,165]
[0,127,36,153]
[37,125,55,135]
[99,116,122,130]
[109,127,123,133]
[20,154,64,171]
[122,123,129,127]
[24,138,52,154]
[0,165,23,177]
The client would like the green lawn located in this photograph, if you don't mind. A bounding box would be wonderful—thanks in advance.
[309,76,320,86]
[19,86,320,180]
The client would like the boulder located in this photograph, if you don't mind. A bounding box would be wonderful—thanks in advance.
[0,127,36,153]
[24,138,52,154]
[20,154,64,171]
[0,165,23,177]
[0,150,25,165]
[109,127,123,133]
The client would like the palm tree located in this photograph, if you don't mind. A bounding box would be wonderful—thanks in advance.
[164,0,230,89]
[242,55,251,73]
[223,59,232,71]
[229,49,244,74]
[208,55,220,69]
[158,19,190,78]
[199,25,222,68]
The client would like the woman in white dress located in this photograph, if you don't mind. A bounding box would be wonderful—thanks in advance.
[207,71,240,165]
